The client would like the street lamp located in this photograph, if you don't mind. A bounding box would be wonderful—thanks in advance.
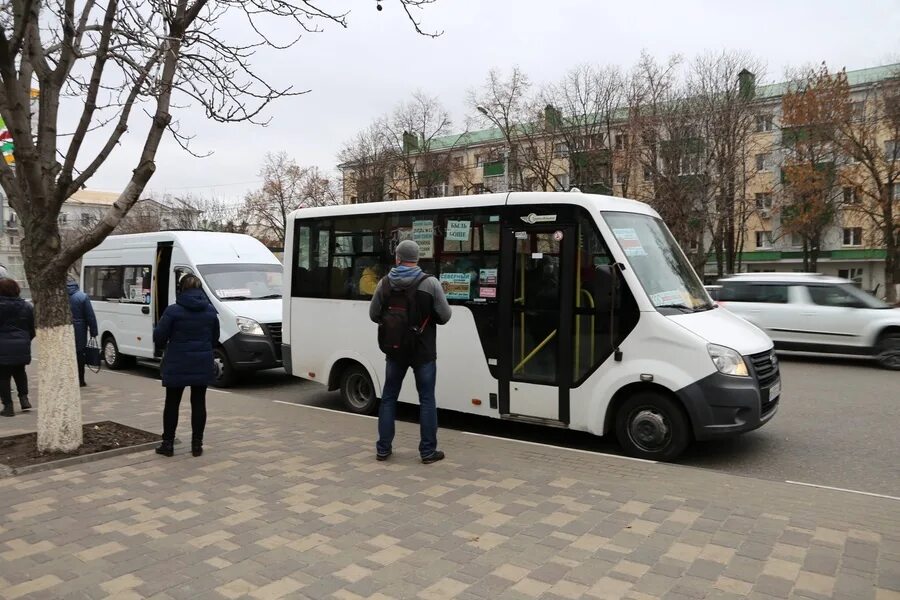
[476,106,510,193]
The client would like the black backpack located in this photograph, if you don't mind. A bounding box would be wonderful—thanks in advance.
[377,273,432,360]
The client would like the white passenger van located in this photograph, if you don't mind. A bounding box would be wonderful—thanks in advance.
[81,232,283,386]
[282,192,780,460]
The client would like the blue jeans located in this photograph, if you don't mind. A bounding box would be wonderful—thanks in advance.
[377,359,438,458]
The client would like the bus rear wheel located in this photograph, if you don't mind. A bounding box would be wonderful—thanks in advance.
[340,365,378,415]
[102,335,127,370]
[615,391,690,461]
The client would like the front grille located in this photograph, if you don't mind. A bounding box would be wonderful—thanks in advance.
[749,349,779,389]
[761,396,779,416]
[266,323,283,360]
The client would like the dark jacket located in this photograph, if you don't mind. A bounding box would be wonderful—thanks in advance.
[153,288,220,387]
[0,296,35,366]
[369,266,452,366]
[67,282,98,351]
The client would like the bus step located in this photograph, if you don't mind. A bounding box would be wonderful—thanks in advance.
[501,414,568,429]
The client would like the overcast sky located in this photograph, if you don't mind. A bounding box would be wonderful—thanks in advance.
[83,0,900,204]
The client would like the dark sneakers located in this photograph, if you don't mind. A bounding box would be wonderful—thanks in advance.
[421,450,445,464]
[376,451,392,462]
[1,404,13,417]
[19,397,31,411]
[155,441,174,457]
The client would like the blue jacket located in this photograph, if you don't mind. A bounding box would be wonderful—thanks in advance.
[153,288,220,387]
[67,282,98,351]
[0,296,35,366]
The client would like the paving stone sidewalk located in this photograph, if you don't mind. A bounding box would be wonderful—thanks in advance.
[0,370,898,600]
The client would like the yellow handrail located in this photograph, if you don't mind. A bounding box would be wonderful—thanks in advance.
[514,329,557,374]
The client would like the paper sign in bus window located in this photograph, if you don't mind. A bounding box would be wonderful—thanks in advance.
[479,268,498,285]
[650,290,688,306]
[446,220,471,242]
[613,228,647,256]
[218,288,252,299]
[439,273,471,300]
[413,220,434,259]
[479,287,497,299]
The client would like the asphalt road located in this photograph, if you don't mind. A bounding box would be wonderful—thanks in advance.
[110,353,899,497]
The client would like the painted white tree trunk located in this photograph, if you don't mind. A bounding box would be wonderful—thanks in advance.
[36,325,83,452]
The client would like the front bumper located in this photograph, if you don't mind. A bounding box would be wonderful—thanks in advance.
[676,370,779,440]
[221,330,282,372]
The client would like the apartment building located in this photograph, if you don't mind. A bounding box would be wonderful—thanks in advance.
[339,62,898,296]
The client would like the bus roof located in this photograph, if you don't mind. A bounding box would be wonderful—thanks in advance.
[288,191,660,221]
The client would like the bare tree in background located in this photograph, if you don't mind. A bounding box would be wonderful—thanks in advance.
[381,91,458,199]
[689,51,767,276]
[244,152,338,247]
[0,0,439,452]
[468,67,532,191]
[338,123,393,203]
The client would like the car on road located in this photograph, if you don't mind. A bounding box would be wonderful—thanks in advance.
[717,273,900,370]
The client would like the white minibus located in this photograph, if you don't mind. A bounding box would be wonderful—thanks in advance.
[282,192,779,460]
[81,232,283,386]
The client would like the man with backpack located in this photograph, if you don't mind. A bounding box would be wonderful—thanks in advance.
[369,240,452,464]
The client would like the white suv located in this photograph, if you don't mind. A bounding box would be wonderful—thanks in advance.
[717,273,900,370]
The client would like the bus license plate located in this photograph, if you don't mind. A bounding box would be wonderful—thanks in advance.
[768,380,781,401]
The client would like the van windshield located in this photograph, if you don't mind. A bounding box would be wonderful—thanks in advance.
[603,212,713,312]
[197,264,283,301]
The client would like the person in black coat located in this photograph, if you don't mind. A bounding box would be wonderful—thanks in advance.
[0,278,35,416]
[152,275,220,457]
[67,280,98,387]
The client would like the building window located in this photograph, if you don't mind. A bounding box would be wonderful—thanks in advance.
[755,153,770,172]
[453,185,464,196]
[453,156,464,168]
[886,140,897,161]
[642,166,653,181]
[754,193,773,210]
[615,133,628,151]
[81,213,92,227]
[851,101,865,120]
[58,213,68,226]
[842,186,861,205]
[349,196,357,204]
[387,192,397,201]
[790,232,803,247]
[842,227,863,246]
[553,143,569,158]
[473,183,485,194]
[755,231,772,248]
[555,174,569,192]
[474,154,484,167]
[755,114,774,132]
[838,268,864,285]
[614,170,626,185]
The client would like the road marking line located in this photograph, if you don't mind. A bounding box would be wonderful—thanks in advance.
[460,431,657,464]
[272,400,377,419]
[208,389,233,394]
[785,480,900,502]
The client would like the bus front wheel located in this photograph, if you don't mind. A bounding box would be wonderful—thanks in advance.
[212,348,237,388]
[615,391,690,461]
[340,365,378,415]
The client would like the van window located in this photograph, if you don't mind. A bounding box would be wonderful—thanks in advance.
[84,265,151,303]
[720,283,788,303]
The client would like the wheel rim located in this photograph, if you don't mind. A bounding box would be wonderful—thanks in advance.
[627,407,671,453]
[878,337,900,368]
[104,341,117,365]
[213,354,226,380]
[345,373,373,409]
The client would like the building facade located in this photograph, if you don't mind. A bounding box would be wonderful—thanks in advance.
[340,63,899,298]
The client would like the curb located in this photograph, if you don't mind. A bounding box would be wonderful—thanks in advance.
[7,440,161,477]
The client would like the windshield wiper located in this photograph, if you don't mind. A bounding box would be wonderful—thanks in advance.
[656,303,695,312]
[219,295,253,301]
[255,294,282,300]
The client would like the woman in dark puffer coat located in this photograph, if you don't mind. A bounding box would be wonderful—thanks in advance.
[0,278,35,417]
[152,275,219,457]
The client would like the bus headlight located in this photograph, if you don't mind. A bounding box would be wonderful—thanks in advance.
[707,344,750,377]
[236,317,265,336]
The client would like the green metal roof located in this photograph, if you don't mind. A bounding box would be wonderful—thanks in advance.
[426,63,900,153]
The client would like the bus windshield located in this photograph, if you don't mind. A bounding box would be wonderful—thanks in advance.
[603,212,712,312]
[197,263,283,301]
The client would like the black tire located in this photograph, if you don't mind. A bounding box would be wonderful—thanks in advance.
[102,335,128,370]
[875,332,900,371]
[615,391,691,461]
[212,347,237,388]
[339,364,378,415]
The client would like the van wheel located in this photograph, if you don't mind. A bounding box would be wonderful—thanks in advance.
[102,335,127,370]
[340,365,377,415]
[615,391,691,461]
[875,332,900,370]
[212,348,237,388]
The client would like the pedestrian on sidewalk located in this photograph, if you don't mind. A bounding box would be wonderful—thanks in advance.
[67,278,97,388]
[152,274,219,457]
[0,277,35,417]
[369,240,452,464]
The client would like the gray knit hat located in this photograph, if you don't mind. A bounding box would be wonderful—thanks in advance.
[395,240,419,263]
